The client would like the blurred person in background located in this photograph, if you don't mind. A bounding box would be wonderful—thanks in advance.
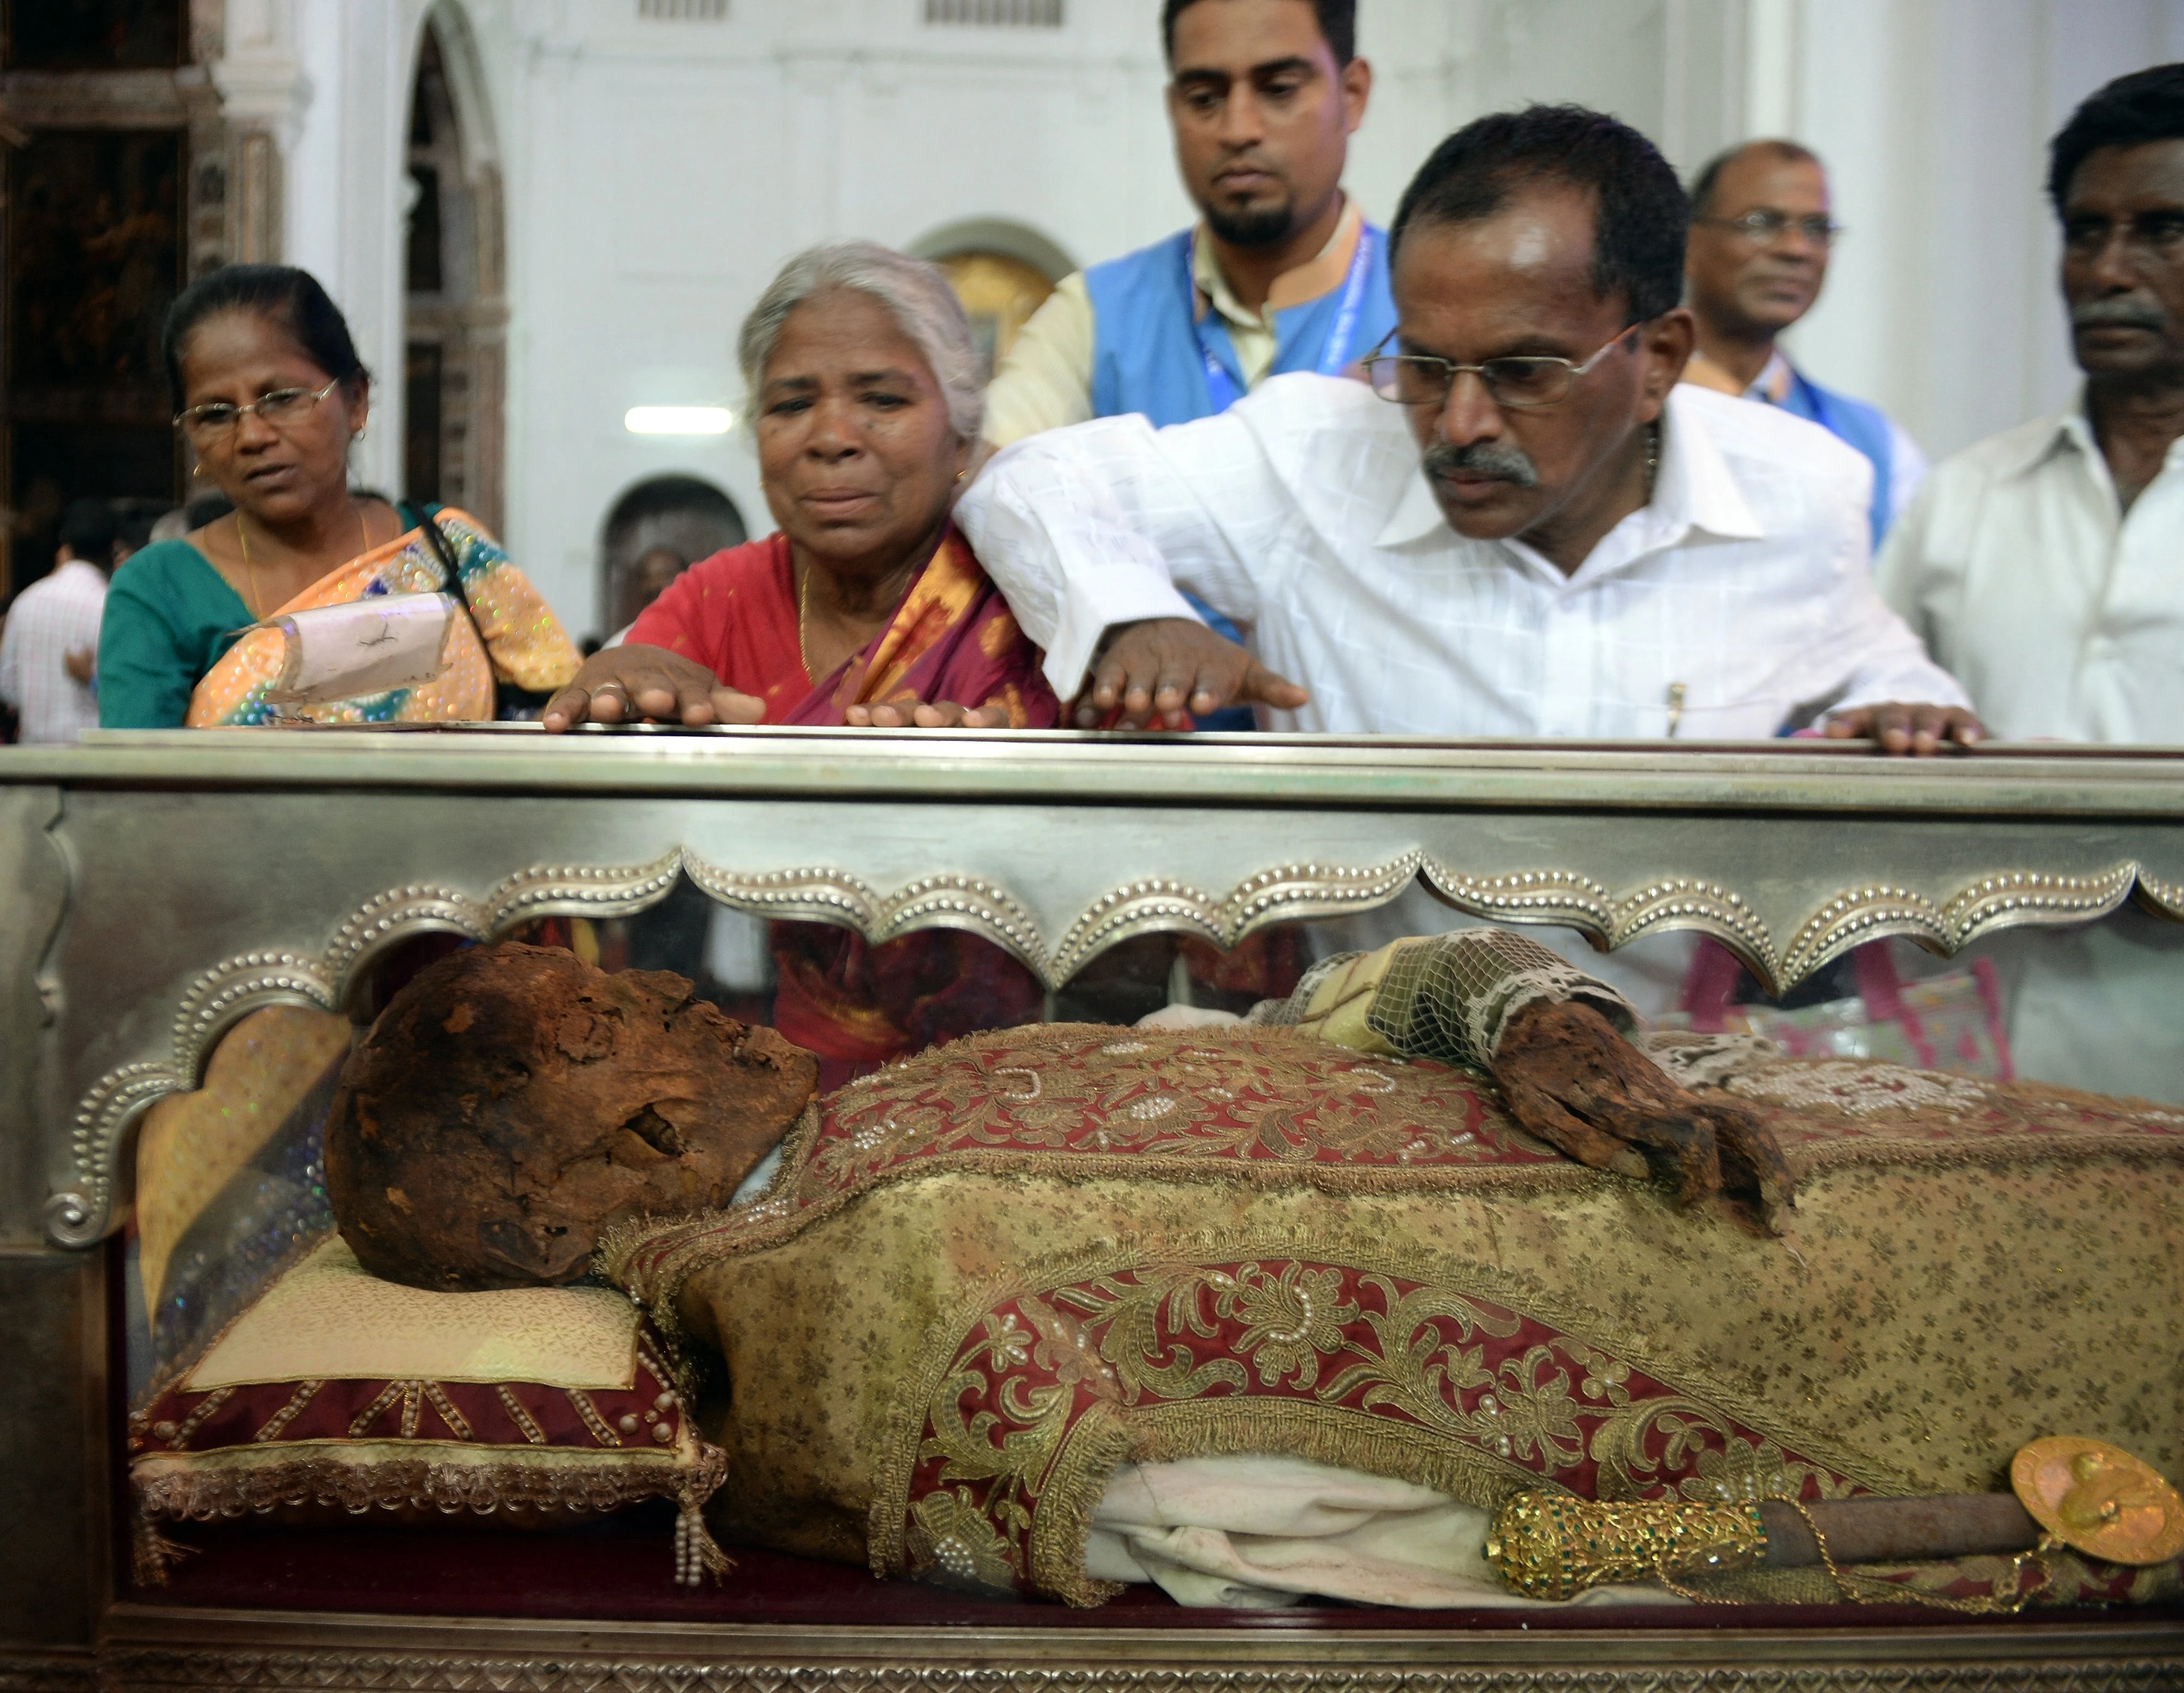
[606,544,690,644]
[1878,63,2184,1101]
[595,473,748,648]
[1682,140,1926,545]
[981,0,1389,727]
[109,496,170,568]
[100,264,576,728]
[51,496,173,694]
[0,497,116,743]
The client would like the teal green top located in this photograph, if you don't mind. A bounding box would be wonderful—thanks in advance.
[98,540,256,730]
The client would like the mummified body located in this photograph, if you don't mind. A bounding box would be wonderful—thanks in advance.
[326,942,817,1290]
[320,934,2184,1607]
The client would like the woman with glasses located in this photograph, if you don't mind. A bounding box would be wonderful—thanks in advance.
[97,264,578,728]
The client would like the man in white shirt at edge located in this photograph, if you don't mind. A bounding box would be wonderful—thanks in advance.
[0,499,116,745]
[956,104,1978,1011]
[1876,64,2184,1103]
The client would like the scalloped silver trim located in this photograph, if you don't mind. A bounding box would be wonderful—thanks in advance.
[1943,864,2140,942]
[685,857,1049,976]
[171,951,336,1078]
[1779,864,2143,990]
[49,851,2184,1246]
[484,851,686,934]
[1050,854,1422,984]
[326,884,484,999]
[2138,869,2184,920]
[1422,864,1613,942]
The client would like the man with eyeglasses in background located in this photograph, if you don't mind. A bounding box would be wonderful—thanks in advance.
[1876,64,2184,1102]
[1680,140,1926,545]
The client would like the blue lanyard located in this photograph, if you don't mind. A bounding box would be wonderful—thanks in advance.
[1190,222,1377,415]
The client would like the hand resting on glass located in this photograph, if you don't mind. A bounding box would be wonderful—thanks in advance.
[1822,701,1986,756]
[1074,617,1310,730]
[542,644,766,732]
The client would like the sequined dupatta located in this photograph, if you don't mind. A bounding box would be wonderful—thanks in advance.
[184,507,579,727]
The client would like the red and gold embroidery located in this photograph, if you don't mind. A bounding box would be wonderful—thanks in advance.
[875,1253,1864,1602]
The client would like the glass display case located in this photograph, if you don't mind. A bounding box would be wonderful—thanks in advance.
[2,727,2181,1690]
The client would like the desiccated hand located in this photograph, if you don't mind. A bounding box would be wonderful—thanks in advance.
[1489,999,1794,1227]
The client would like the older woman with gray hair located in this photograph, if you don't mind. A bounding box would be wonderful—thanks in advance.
[544,241,1059,733]
[544,242,1057,1080]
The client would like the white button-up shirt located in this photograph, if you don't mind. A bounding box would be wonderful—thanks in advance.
[960,375,1965,737]
[0,558,107,744]
[1877,397,2184,742]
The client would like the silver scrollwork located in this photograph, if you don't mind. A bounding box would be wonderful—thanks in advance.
[171,951,337,1080]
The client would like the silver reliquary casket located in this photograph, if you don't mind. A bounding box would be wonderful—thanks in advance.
[2,728,2182,1690]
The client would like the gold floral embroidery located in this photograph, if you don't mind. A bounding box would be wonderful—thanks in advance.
[905,1486,1020,1592]
[1220,1263,1356,1388]
[886,1253,1871,1601]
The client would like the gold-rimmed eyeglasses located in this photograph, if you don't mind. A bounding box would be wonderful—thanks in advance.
[1695,209,1844,247]
[173,376,345,443]
[1362,325,1640,410]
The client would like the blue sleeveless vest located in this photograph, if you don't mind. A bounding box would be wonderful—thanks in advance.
[1080,225,1395,729]
[1084,225,1397,428]
[1778,368,1898,547]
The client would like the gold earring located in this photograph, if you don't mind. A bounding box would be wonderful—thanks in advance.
[955,469,968,483]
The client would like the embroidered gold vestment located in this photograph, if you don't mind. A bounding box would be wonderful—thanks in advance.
[605,1023,2184,1605]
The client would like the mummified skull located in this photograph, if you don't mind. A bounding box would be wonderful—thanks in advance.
[327,942,817,1291]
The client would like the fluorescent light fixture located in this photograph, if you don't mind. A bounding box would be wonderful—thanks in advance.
[624,405,734,435]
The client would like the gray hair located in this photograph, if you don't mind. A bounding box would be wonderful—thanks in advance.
[737,241,984,443]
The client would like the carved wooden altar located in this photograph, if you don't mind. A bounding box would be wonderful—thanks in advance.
[3,727,2180,1691]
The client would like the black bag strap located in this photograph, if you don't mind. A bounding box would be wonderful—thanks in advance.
[404,502,478,626]
[401,502,553,720]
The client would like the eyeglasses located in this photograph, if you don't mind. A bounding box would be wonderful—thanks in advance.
[174,376,345,441]
[1696,209,1844,247]
[1362,325,1639,410]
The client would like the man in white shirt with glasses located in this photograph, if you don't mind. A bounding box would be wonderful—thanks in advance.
[959,103,1975,754]
[959,103,1976,1011]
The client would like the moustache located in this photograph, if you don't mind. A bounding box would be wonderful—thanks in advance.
[1422,439,1541,490]
[2073,297,2168,333]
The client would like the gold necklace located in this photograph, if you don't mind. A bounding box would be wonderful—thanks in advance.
[234,513,265,620]
[234,499,372,620]
[797,549,927,680]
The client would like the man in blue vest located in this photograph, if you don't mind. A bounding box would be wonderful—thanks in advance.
[982,0,1390,446]
[982,0,1390,723]
[1680,140,1925,545]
